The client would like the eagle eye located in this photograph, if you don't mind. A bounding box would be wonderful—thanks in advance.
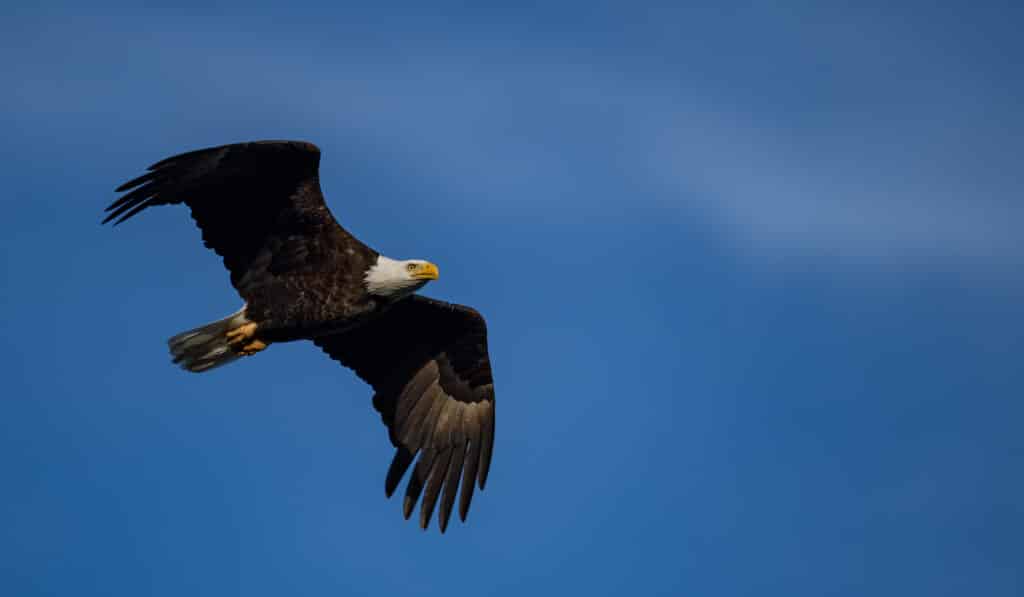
[407,263,417,271]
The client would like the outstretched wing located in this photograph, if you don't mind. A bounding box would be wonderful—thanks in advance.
[314,295,496,533]
[104,140,373,295]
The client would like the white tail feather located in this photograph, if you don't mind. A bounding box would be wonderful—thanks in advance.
[168,307,249,373]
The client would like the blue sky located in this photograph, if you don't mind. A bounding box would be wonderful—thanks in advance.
[2,2,1021,596]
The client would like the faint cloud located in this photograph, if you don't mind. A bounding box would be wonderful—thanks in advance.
[9,20,1021,269]
[226,48,1022,269]
[649,112,1024,267]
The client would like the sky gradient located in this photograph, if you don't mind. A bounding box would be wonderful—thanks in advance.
[2,3,1022,596]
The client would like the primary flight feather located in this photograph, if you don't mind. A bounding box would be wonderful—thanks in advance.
[103,140,495,533]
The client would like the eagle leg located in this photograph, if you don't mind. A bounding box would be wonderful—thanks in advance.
[226,322,268,356]
[238,338,268,356]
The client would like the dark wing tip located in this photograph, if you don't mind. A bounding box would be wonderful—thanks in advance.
[101,195,153,225]
[284,140,320,154]
[419,448,451,531]
[114,170,159,193]
[385,448,415,498]
[476,398,495,490]
[403,448,431,522]
[438,443,465,533]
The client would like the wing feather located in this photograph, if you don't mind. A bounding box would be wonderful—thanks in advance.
[439,408,466,532]
[403,446,435,520]
[385,448,416,499]
[478,400,496,489]
[459,406,482,521]
[105,140,375,301]
[315,296,496,532]
[420,447,452,529]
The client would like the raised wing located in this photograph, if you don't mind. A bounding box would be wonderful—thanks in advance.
[315,296,496,533]
[104,140,373,294]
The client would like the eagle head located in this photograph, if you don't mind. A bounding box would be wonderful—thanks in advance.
[364,256,440,298]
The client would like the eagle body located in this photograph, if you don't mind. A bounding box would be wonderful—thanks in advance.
[104,140,495,533]
[241,244,381,343]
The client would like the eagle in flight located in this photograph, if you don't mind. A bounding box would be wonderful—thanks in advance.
[103,140,495,533]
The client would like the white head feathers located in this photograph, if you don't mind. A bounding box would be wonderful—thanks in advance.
[364,255,440,298]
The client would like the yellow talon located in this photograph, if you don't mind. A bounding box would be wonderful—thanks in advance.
[227,322,267,355]
[238,339,268,356]
[226,322,258,344]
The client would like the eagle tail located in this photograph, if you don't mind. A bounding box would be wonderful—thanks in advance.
[167,308,251,373]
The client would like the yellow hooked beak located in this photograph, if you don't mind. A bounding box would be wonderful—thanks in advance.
[411,262,440,280]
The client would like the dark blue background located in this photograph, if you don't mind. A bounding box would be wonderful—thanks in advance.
[2,3,1021,595]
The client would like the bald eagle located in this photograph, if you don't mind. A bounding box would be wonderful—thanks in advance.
[103,140,495,533]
